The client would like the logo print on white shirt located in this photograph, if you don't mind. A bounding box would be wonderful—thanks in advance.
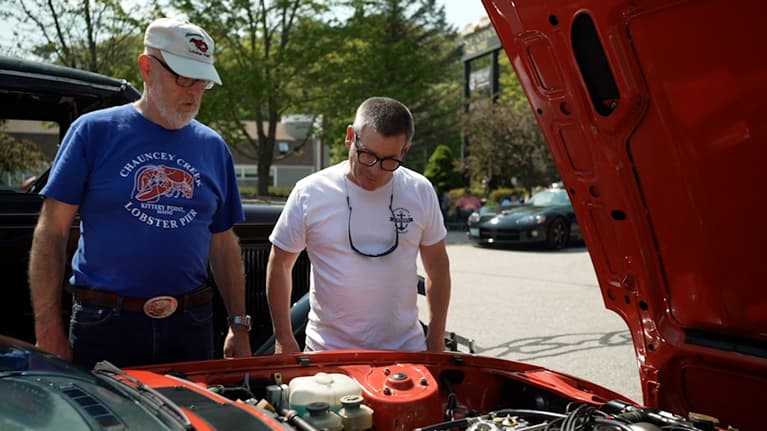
[392,208,414,233]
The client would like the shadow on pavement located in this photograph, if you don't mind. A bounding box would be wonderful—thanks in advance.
[472,330,632,361]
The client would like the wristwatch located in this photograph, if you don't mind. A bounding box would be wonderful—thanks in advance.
[227,315,252,331]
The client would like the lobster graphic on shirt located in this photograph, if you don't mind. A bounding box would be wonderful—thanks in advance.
[133,165,194,202]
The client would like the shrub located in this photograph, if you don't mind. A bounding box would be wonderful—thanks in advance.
[239,185,293,199]
[268,186,293,198]
[488,187,527,205]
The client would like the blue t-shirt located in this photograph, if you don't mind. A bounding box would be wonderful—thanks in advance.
[41,104,244,297]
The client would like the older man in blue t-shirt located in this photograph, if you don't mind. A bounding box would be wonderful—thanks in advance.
[29,18,252,368]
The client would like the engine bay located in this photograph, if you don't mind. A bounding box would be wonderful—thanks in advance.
[138,352,734,431]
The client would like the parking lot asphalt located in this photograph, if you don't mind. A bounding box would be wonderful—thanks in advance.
[445,228,470,245]
[423,227,643,403]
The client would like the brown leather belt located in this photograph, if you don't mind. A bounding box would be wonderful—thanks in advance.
[69,285,214,316]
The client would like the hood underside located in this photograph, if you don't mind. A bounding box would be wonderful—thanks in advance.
[482,0,766,427]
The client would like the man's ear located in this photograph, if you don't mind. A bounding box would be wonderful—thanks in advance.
[401,143,412,157]
[137,54,152,83]
[345,125,355,149]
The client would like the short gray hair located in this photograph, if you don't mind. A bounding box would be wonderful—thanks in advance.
[352,97,415,144]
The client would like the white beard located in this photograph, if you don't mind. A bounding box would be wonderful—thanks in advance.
[147,80,198,129]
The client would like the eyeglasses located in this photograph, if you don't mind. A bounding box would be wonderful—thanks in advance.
[345,180,399,258]
[353,132,404,172]
[148,55,214,90]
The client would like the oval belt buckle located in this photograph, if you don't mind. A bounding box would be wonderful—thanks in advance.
[143,296,178,319]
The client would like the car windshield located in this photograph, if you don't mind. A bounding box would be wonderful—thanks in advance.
[527,189,570,206]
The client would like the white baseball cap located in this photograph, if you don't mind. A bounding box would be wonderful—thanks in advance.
[144,17,222,86]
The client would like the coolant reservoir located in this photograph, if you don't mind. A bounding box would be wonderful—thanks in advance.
[338,395,374,431]
[303,402,343,431]
[289,372,362,415]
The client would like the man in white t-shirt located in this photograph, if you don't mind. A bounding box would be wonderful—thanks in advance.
[266,97,451,353]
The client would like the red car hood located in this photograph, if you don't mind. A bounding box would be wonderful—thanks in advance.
[482,0,766,422]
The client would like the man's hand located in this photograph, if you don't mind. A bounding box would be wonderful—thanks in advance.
[425,330,446,353]
[223,327,252,358]
[274,336,301,354]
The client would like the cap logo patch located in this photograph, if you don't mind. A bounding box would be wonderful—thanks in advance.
[186,33,210,57]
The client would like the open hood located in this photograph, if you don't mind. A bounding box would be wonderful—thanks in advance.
[482,0,766,425]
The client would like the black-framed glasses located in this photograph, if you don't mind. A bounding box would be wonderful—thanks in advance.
[346,182,399,258]
[353,132,404,171]
[148,55,214,90]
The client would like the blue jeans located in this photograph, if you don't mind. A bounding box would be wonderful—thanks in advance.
[69,300,214,369]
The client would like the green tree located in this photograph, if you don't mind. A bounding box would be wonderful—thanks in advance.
[0,0,148,83]
[424,144,461,191]
[314,0,464,173]
[171,0,340,195]
[462,98,556,190]
[0,132,47,187]
[461,52,557,190]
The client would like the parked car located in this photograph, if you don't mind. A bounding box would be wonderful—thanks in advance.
[3,0,765,426]
[467,188,582,249]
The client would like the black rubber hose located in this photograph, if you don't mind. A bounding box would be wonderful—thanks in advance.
[280,409,320,431]
[490,409,568,420]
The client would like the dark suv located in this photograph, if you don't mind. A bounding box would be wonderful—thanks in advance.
[0,56,310,353]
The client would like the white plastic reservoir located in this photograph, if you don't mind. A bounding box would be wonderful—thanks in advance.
[289,372,362,415]
[338,395,373,431]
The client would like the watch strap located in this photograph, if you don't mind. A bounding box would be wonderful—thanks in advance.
[227,314,252,331]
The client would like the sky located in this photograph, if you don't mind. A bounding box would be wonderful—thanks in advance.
[439,0,489,31]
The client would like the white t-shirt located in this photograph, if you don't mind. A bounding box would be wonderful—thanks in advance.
[269,161,447,351]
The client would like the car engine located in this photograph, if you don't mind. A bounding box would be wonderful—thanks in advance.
[167,361,734,431]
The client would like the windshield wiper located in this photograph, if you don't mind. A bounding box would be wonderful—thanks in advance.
[93,361,193,430]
